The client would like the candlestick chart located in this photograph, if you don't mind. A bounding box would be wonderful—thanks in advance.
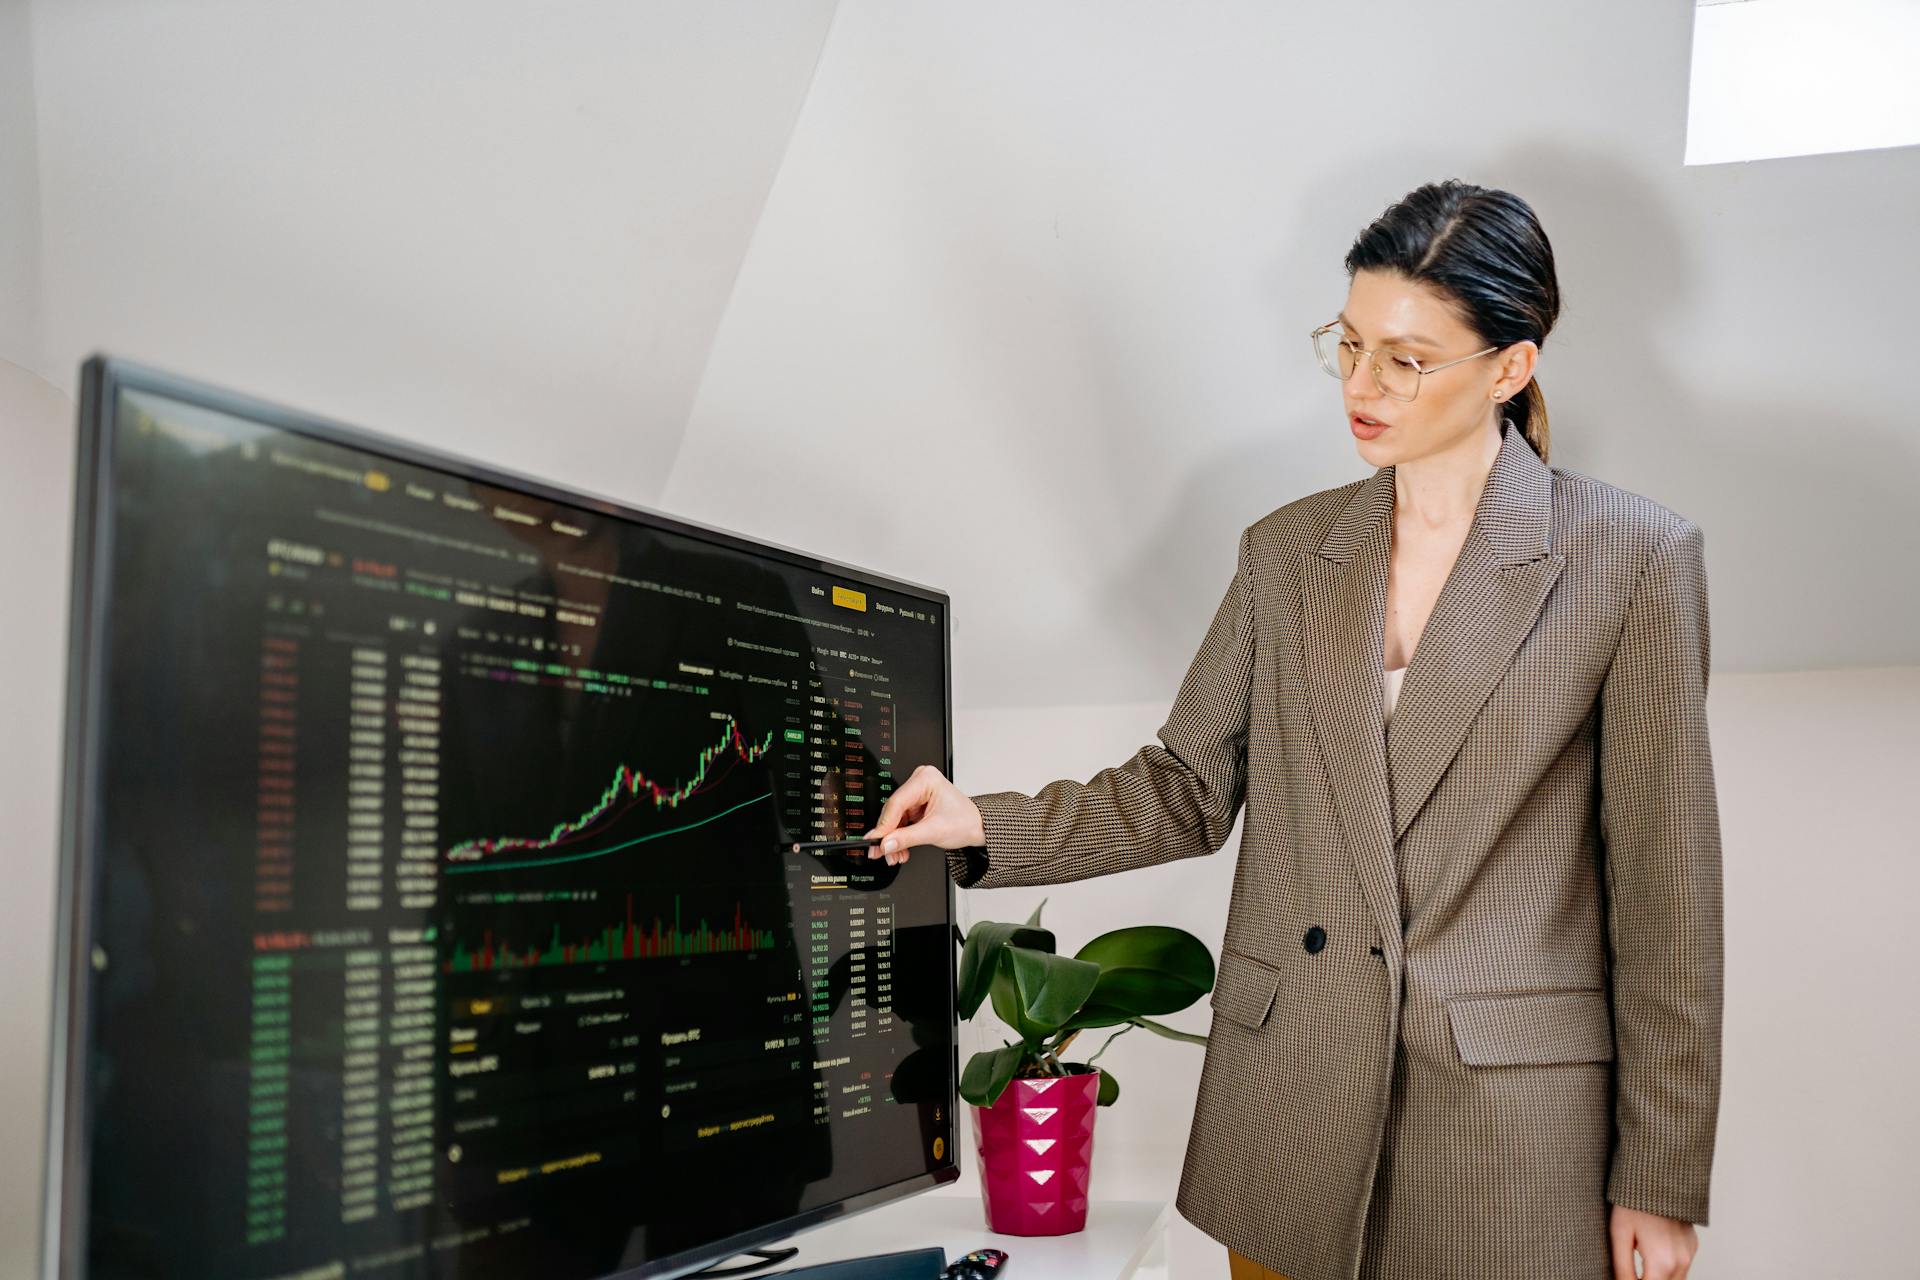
[446,713,777,874]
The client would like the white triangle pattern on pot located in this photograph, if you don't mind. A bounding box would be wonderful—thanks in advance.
[1023,1138,1055,1155]
[1013,1194,1092,1218]
[1028,1170,1054,1185]
[1020,1108,1057,1125]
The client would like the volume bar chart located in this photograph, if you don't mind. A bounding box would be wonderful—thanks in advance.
[445,894,778,972]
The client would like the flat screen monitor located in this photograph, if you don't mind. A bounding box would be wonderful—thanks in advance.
[47,357,960,1279]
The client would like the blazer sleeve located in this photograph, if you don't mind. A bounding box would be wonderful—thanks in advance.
[1597,517,1725,1227]
[943,525,1256,891]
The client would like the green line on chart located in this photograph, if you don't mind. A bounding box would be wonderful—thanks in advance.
[446,791,775,875]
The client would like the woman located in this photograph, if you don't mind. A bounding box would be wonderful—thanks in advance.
[863,180,1722,1280]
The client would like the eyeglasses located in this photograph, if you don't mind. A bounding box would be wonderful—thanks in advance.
[1310,320,1499,403]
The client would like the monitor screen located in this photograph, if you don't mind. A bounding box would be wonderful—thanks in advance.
[50,358,960,1279]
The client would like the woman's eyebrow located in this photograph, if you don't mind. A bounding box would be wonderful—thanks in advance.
[1336,312,1436,348]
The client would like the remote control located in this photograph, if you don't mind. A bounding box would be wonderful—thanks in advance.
[941,1247,1008,1279]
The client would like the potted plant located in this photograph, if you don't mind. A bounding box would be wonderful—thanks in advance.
[955,899,1215,1235]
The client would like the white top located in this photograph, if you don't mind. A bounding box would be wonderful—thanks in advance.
[1384,665,1408,724]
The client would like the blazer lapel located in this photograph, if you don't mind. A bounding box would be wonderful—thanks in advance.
[1301,466,1402,958]
[1301,420,1563,956]
[1386,421,1564,840]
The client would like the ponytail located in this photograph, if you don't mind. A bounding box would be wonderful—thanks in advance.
[1512,377,1550,463]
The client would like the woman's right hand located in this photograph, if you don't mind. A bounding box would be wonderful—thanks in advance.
[860,764,986,867]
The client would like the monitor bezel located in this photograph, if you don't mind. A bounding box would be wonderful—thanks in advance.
[44,354,963,1280]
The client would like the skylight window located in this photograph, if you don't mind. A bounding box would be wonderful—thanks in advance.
[1685,0,1920,165]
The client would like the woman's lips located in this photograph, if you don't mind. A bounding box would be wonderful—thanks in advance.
[1351,412,1390,441]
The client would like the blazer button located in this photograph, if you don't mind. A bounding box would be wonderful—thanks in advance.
[1302,926,1327,955]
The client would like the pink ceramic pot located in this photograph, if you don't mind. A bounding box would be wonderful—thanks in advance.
[970,1066,1100,1235]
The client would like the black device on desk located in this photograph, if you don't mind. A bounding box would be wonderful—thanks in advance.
[46,357,963,1278]
[754,1243,1006,1278]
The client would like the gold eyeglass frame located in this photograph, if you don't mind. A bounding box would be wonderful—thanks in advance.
[1310,319,1500,403]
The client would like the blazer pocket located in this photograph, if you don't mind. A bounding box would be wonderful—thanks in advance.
[1208,947,1284,1030]
[1444,988,1616,1067]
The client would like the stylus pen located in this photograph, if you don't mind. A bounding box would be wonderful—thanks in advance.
[789,838,884,853]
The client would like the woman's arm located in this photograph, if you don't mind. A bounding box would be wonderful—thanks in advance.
[1597,516,1725,1228]
[944,524,1257,891]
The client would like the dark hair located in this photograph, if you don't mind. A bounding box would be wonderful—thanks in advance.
[1342,179,1560,462]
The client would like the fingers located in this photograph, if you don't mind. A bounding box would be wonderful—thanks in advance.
[859,766,955,865]
[1610,1206,1696,1280]
[1610,1214,1638,1280]
[863,769,931,842]
[870,821,938,863]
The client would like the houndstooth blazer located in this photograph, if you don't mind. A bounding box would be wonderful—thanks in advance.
[944,419,1724,1280]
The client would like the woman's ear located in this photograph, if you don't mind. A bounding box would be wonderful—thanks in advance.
[1493,339,1538,399]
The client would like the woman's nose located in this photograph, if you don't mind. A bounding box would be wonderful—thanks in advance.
[1343,354,1379,398]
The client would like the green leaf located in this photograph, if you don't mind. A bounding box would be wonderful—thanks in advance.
[1096,1067,1120,1107]
[956,919,1055,1020]
[1051,1002,1136,1035]
[960,1042,1027,1107]
[1072,925,1215,1017]
[1025,898,1048,927]
[990,945,1101,1041]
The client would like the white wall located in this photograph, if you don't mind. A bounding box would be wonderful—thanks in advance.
[1700,667,1920,1278]
[24,0,839,507]
[4,1,1917,1275]
[0,0,43,366]
[0,21,57,1263]
[0,364,73,1277]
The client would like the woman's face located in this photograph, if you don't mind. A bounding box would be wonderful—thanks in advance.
[1336,268,1533,468]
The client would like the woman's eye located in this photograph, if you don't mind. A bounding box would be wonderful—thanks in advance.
[1390,355,1420,371]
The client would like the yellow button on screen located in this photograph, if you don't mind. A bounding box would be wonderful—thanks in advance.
[830,586,867,611]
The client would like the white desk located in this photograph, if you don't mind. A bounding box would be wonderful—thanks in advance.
[775,1194,1171,1279]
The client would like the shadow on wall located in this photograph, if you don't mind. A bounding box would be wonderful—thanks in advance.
[1501,139,1920,672]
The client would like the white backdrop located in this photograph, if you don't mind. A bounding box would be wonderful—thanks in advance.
[4,2,1917,1275]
